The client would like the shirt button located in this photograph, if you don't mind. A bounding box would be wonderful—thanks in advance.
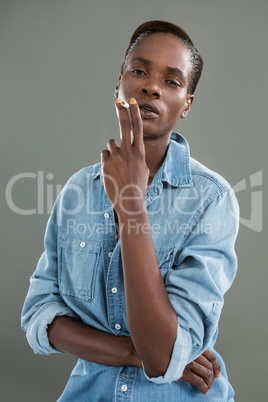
[108,252,113,257]
[121,385,128,392]
[111,287,118,294]
[115,324,121,330]
[104,212,110,219]
[80,242,86,248]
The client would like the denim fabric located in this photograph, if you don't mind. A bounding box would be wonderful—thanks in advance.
[21,132,239,401]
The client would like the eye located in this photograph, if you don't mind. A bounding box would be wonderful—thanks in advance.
[131,69,146,76]
[166,79,181,88]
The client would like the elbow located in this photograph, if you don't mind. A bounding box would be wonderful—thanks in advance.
[144,317,178,378]
[143,351,172,379]
[145,365,169,379]
[143,324,193,384]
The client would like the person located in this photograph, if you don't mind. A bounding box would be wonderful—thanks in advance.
[21,20,239,401]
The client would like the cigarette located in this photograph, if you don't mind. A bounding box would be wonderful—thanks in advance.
[121,100,129,109]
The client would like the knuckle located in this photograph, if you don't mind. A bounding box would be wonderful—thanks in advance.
[120,119,131,129]
[197,379,208,393]
[136,147,146,157]
[197,377,205,388]
[183,367,190,376]
[132,119,142,129]
[107,139,117,148]
[205,369,212,381]
[211,354,217,363]
[204,348,211,356]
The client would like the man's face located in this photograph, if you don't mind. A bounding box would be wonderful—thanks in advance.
[117,33,194,140]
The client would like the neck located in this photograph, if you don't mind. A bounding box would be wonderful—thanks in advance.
[144,134,171,186]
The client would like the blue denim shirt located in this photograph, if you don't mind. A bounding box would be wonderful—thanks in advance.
[21,132,239,401]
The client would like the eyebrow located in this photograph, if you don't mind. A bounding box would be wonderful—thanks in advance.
[131,57,187,81]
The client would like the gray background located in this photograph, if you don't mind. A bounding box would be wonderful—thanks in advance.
[1,0,267,401]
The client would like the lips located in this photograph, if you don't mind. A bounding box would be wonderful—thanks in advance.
[137,100,160,118]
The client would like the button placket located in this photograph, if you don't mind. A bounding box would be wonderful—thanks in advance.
[102,203,116,276]
[106,242,123,335]
[116,367,136,400]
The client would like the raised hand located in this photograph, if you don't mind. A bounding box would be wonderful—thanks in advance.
[101,98,149,220]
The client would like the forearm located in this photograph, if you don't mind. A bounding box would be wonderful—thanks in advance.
[119,211,178,377]
[47,315,141,368]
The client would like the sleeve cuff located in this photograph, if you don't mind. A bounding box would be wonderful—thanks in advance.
[142,323,193,384]
[26,301,79,355]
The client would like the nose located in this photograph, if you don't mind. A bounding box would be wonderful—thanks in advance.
[139,80,162,99]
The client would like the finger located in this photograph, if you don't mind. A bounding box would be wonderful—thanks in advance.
[189,360,214,389]
[180,367,209,395]
[107,139,120,154]
[115,98,132,150]
[129,98,143,149]
[101,149,110,164]
[194,354,213,371]
[202,349,221,377]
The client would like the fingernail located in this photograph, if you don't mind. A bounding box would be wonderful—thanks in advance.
[116,98,122,104]
[129,98,137,105]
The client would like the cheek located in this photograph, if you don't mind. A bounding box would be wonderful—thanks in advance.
[165,105,182,123]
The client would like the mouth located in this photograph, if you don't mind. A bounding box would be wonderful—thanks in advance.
[137,100,160,118]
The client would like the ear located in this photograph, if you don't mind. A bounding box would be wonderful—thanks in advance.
[181,95,194,119]
[114,74,122,98]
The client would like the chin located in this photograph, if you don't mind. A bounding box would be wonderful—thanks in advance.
[142,123,170,139]
[141,120,158,132]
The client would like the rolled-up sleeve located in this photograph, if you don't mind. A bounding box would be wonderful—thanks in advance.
[21,189,80,355]
[25,301,78,355]
[143,189,239,384]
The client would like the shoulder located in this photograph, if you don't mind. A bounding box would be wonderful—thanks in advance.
[188,157,239,217]
[51,163,102,220]
[190,157,232,193]
[55,163,102,207]
[64,163,101,187]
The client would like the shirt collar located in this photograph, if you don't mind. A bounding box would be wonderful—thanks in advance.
[93,131,192,188]
[160,131,193,187]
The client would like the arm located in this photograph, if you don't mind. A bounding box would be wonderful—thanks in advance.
[48,316,220,395]
[119,212,177,377]
[102,98,177,377]
[21,175,141,367]
[47,315,141,368]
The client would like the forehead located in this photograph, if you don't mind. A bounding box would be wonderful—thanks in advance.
[128,33,192,78]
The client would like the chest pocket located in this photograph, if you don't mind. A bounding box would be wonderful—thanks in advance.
[59,237,101,302]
